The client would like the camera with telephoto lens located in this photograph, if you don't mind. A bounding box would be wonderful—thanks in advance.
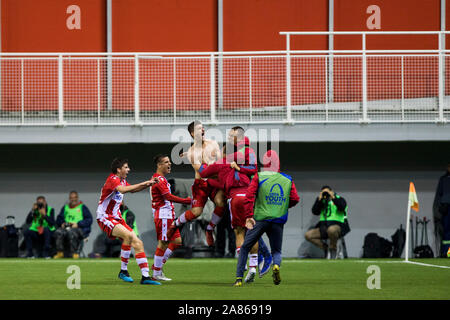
[322,191,331,201]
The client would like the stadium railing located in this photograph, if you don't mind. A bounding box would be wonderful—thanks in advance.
[0,31,448,126]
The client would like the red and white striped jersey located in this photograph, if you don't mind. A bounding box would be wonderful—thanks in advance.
[96,174,130,220]
[151,173,175,219]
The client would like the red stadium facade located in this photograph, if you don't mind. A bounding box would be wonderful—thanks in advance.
[0,0,448,117]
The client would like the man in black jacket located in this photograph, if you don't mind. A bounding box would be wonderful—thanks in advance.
[433,164,450,257]
[305,186,348,259]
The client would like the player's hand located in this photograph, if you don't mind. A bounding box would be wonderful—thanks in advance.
[230,161,240,171]
[179,150,188,158]
[245,218,256,230]
[149,177,159,186]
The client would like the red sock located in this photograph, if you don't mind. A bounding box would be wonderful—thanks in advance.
[175,210,197,226]
[168,242,180,251]
[185,210,196,221]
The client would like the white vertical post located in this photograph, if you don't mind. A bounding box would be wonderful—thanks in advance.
[58,55,64,125]
[134,55,140,124]
[173,58,177,123]
[0,0,2,111]
[405,200,412,261]
[325,56,329,122]
[441,1,446,122]
[97,59,101,124]
[106,0,113,111]
[438,31,445,122]
[217,0,223,109]
[286,34,292,122]
[249,57,253,122]
[362,33,368,122]
[210,54,216,122]
[328,0,334,103]
[401,55,405,121]
[21,59,24,124]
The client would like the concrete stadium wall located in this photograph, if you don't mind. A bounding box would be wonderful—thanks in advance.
[0,142,447,258]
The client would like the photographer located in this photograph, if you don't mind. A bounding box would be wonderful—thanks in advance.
[304,186,348,259]
[53,191,93,259]
[24,196,56,258]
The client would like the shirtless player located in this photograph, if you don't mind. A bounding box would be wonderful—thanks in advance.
[166,120,226,244]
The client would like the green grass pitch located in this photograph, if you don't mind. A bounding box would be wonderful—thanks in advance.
[0,258,449,300]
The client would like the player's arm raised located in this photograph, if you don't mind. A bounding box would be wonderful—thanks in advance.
[116,177,159,194]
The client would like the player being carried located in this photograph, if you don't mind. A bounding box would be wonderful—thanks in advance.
[196,126,273,282]
[166,120,226,245]
[151,154,192,281]
[96,158,161,285]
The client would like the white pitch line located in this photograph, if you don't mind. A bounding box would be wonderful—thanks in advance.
[403,260,450,269]
[0,259,449,268]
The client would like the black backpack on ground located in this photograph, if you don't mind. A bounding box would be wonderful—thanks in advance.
[0,224,19,257]
[391,225,406,258]
[362,233,393,258]
[413,245,434,258]
[413,217,434,258]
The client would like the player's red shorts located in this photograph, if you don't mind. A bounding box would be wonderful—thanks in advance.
[154,218,181,241]
[228,193,247,229]
[191,179,218,208]
[97,216,133,240]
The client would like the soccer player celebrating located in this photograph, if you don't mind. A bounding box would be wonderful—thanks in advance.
[167,120,226,245]
[196,127,266,282]
[96,158,161,285]
[234,150,300,286]
[151,154,192,281]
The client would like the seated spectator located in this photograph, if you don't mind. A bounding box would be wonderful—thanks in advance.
[53,191,93,259]
[24,196,56,258]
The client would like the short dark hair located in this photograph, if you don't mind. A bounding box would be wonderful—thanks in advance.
[111,158,128,174]
[321,185,332,191]
[36,196,45,201]
[231,126,245,138]
[188,120,202,135]
[69,190,78,196]
[154,154,169,166]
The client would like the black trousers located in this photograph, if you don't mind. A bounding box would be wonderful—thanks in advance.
[24,228,53,257]
[54,227,84,254]
[236,220,284,278]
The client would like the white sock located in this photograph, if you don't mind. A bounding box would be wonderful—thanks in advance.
[249,253,258,269]
[175,212,187,226]
[153,254,164,277]
[163,248,173,265]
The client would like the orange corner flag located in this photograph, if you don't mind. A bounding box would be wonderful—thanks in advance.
[409,182,419,212]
